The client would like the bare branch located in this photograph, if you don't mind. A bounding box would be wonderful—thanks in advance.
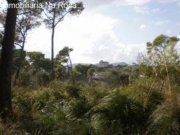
[54,11,70,27]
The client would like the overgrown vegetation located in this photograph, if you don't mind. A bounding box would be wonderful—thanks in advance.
[0,0,180,134]
[0,35,179,134]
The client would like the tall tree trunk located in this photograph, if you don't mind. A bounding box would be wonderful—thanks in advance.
[51,25,55,79]
[66,62,69,77]
[0,0,18,117]
[68,55,72,79]
[68,55,73,71]
[51,12,56,79]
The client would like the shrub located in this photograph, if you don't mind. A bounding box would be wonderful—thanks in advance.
[19,72,31,86]
[63,97,90,119]
[36,71,50,86]
[89,90,147,134]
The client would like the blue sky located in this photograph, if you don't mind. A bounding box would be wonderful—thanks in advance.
[1,0,180,64]
[95,0,180,43]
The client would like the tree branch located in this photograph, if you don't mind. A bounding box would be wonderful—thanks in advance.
[54,11,70,27]
[14,43,22,48]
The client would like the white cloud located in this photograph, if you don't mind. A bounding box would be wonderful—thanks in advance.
[166,29,172,35]
[176,22,180,26]
[134,6,160,14]
[125,0,151,6]
[157,0,178,4]
[134,6,150,13]
[25,11,145,64]
[139,24,149,30]
[71,0,152,9]
[151,8,161,13]
[155,20,170,26]
[0,0,178,65]
[72,0,179,9]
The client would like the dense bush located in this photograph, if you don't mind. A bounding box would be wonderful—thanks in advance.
[19,72,31,86]
[0,73,179,135]
[36,71,50,86]
[89,90,148,135]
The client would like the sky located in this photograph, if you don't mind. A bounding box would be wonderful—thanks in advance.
[1,0,180,64]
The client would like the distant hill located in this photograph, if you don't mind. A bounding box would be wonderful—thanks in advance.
[111,62,128,67]
[72,62,129,68]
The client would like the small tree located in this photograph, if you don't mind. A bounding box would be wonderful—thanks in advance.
[145,35,180,135]
[146,34,179,65]
[56,46,73,77]
[75,64,92,79]
[27,51,51,73]
[87,68,95,83]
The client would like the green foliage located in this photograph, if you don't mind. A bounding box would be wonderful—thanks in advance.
[87,68,95,77]
[36,71,50,86]
[69,2,84,14]
[81,84,109,106]
[54,64,66,80]
[102,69,130,86]
[13,49,27,72]
[6,70,180,135]
[56,47,73,64]
[146,34,179,65]
[65,85,80,98]
[148,100,180,135]
[19,71,31,86]
[75,64,93,80]
[27,51,51,73]
[42,0,84,28]
[2,33,180,134]
[64,98,90,119]
[89,89,147,134]
[11,83,93,134]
